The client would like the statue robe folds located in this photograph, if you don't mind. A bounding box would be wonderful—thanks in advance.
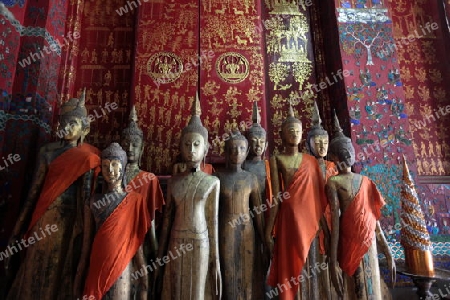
[161,171,220,300]
[83,191,151,299]
[128,170,165,220]
[338,176,385,276]
[7,143,100,300]
[28,143,101,234]
[267,155,326,300]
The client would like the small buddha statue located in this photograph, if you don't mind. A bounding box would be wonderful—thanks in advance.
[120,105,165,296]
[326,112,395,299]
[156,94,222,299]
[6,89,101,300]
[215,129,266,299]
[83,143,151,299]
[242,102,271,299]
[265,105,327,299]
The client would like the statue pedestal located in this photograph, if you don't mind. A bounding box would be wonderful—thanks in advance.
[396,262,450,300]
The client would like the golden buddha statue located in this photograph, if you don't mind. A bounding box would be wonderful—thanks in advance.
[215,129,266,299]
[6,90,101,300]
[82,143,151,299]
[120,106,165,297]
[156,95,222,299]
[326,112,395,300]
[242,102,271,299]
[265,105,327,300]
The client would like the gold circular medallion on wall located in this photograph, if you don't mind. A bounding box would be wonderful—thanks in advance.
[146,52,183,84]
[215,52,249,84]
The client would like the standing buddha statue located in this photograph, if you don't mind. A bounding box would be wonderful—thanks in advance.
[265,105,327,300]
[156,94,222,299]
[302,101,338,299]
[120,105,165,296]
[242,102,271,299]
[215,129,266,299]
[6,90,101,300]
[83,143,151,299]
[326,112,395,299]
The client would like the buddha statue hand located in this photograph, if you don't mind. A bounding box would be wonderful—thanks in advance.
[330,261,343,297]
[211,258,222,298]
[265,232,274,257]
[387,252,396,288]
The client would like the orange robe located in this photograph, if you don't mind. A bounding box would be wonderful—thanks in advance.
[338,176,385,276]
[27,143,100,235]
[83,191,151,299]
[267,155,326,299]
[127,170,165,219]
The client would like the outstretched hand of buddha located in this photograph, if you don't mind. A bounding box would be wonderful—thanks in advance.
[330,262,343,297]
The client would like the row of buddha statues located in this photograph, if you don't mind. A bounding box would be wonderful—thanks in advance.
[3,90,395,300]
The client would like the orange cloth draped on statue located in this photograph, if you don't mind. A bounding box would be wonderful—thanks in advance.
[127,170,165,220]
[83,191,151,299]
[338,176,385,276]
[267,155,326,300]
[202,163,214,175]
[27,143,100,235]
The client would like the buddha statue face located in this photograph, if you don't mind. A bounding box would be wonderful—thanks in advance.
[102,158,123,186]
[59,115,89,142]
[227,139,248,165]
[180,132,207,164]
[310,135,329,158]
[282,123,302,147]
[121,135,143,165]
[248,133,267,157]
[329,139,356,171]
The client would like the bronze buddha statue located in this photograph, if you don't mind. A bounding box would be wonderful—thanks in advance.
[156,94,222,299]
[82,143,151,299]
[242,102,271,299]
[215,129,266,299]
[326,111,395,299]
[6,90,101,300]
[120,106,165,298]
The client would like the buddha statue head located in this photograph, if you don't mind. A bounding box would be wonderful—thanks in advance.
[225,129,249,166]
[180,93,209,168]
[306,101,329,159]
[280,104,302,148]
[121,106,144,166]
[329,110,355,171]
[101,142,127,188]
[246,102,267,160]
[58,88,89,145]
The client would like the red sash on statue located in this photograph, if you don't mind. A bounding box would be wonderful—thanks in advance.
[83,191,151,299]
[338,176,385,276]
[127,170,165,220]
[27,143,100,234]
[267,154,326,300]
